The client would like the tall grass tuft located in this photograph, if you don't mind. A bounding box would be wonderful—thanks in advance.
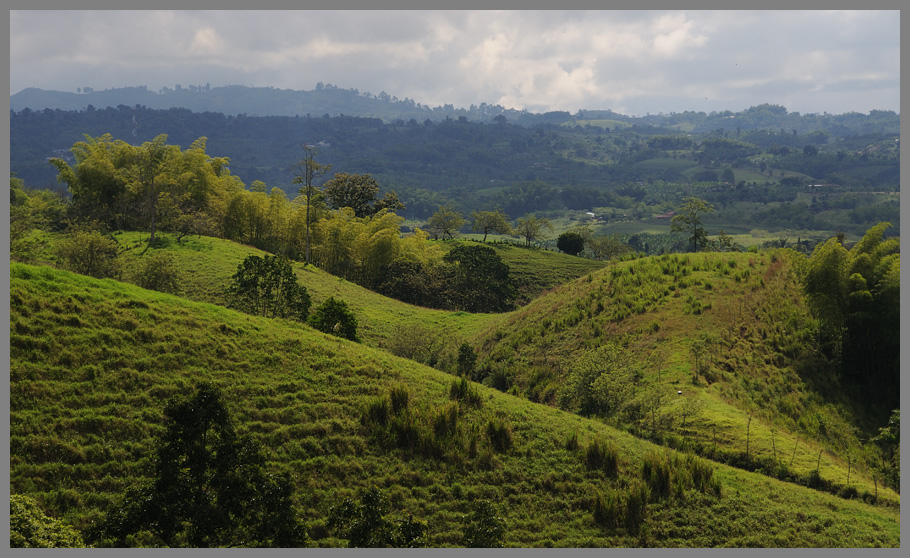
[486,418,513,453]
[449,377,483,409]
[592,489,623,529]
[641,451,671,501]
[585,439,619,477]
[362,397,390,428]
[624,481,649,530]
[565,431,580,452]
[389,384,410,414]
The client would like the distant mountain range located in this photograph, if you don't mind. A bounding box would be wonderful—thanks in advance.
[10,83,900,133]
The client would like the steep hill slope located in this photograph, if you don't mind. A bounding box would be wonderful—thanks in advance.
[9,263,899,547]
[468,249,897,502]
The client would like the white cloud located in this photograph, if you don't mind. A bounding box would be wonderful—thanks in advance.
[9,10,899,115]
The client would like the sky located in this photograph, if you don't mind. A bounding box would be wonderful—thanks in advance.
[8,9,900,117]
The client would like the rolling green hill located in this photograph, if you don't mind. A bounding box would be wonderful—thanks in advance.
[8,263,900,547]
[468,249,897,505]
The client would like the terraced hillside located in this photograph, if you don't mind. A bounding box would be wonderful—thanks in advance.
[8,263,900,547]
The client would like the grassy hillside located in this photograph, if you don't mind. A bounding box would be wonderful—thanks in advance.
[8,263,900,547]
[108,233,499,351]
[468,249,898,505]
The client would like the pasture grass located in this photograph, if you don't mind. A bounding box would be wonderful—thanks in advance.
[9,263,899,547]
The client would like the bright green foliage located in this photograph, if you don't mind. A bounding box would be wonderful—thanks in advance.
[670,197,715,252]
[309,296,359,341]
[56,229,122,279]
[10,494,85,548]
[10,174,67,258]
[49,134,235,244]
[443,244,518,313]
[557,231,586,256]
[427,204,465,239]
[460,500,505,548]
[470,208,512,242]
[328,487,428,548]
[226,255,311,321]
[92,383,308,547]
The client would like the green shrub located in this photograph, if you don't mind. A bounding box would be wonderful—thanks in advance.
[56,230,121,279]
[130,251,182,294]
[10,494,85,548]
[457,343,478,377]
[226,254,310,321]
[309,296,359,341]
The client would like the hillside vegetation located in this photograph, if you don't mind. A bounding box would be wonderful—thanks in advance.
[469,248,898,503]
[9,263,900,547]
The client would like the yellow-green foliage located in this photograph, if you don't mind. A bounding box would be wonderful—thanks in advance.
[10,494,86,548]
[8,263,900,547]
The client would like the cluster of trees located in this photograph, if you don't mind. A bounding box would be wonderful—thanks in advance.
[378,244,518,313]
[40,134,522,313]
[803,223,900,407]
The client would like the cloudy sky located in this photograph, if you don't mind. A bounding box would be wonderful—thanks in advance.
[9,9,900,116]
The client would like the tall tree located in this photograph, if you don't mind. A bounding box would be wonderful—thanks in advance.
[117,134,179,244]
[93,384,307,547]
[323,172,380,218]
[556,231,586,256]
[514,214,553,246]
[225,254,311,321]
[804,223,900,408]
[292,143,331,265]
[322,172,405,218]
[670,197,715,252]
[470,208,512,242]
[442,244,517,312]
[426,204,464,240]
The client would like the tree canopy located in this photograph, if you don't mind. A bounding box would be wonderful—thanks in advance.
[670,197,715,252]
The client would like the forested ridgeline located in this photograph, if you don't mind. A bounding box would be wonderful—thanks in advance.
[10,102,900,231]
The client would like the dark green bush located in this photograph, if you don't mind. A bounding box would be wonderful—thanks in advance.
[309,296,359,341]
